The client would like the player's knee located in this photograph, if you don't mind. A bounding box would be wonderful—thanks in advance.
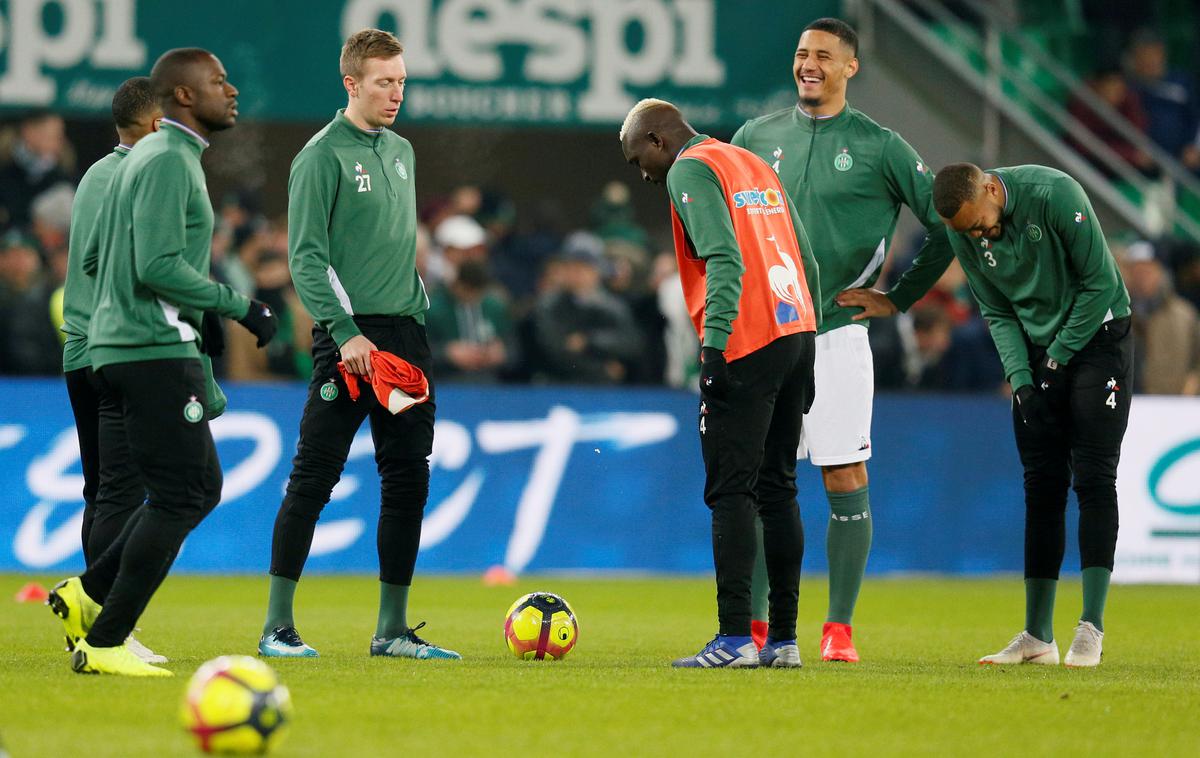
[379,459,430,509]
[821,461,867,492]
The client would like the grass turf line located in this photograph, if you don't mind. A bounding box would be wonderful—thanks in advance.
[2,574,1198,757]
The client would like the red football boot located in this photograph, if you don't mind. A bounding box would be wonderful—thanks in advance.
[821,622,859,662]
[751,620,769,651]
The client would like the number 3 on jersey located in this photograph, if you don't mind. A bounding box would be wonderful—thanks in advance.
[984,251,997,267]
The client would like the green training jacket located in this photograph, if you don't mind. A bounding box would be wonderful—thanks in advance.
[949,165,1131,391]
[732,103,953,334]
[62,144,128,372]
[287,110,427,347]
[85,120,249,371]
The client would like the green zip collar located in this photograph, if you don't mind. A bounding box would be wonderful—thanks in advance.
[333,109,385,146]
[991,169,1014,217]
[792,102,851,130]
[160,118,208,154]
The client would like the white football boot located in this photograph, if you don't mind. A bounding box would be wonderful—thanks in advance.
[1064,621,1103,668]
[978,631,1059,665]
[126,633,168,664]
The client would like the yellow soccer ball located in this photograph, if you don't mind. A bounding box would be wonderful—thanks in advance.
[504,591,579,660]
[180,655,292,754]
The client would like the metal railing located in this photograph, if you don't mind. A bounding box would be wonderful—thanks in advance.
[849,0,1200,243]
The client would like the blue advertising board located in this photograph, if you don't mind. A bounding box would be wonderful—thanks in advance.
[0,379,1044,576]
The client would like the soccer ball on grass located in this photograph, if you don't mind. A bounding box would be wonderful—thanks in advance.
[181,655,292,754]
[504,591,579,660]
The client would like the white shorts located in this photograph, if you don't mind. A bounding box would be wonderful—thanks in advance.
[798,324,874,466]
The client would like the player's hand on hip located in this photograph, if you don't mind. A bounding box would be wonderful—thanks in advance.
[339,335,378,379]
[699,347,733,400]
[836,288,898,321]
[237,299,280,348]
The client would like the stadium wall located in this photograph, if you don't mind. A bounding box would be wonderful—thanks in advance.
[1,380,1196,583]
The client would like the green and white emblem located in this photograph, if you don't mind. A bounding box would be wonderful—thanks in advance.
[320,381,339,401]
[395,158,408,179]
[183,396,204,423]
[833,150,853,172]
[1026,224,1043,242]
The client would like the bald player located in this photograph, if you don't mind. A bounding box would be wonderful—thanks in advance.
[46,47,277,677]
[621,99,820,668]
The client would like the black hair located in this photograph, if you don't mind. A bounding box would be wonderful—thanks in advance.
[803,17,858,56]
[932,163,984,219]
[111,76,156,129]
[149,47,215,105]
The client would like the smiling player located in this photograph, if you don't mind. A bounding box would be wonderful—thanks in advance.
[731,17,955,661]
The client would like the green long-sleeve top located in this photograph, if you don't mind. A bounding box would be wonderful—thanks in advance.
[732,103,953,334]
[665,133,822,350]
[949,165,1131,390]
[62,144,128,372]
[85,120,250,370]
[287,110,427,347]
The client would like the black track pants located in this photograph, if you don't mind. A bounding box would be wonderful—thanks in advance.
[270,316,435,586]
[1015,318,1132,579]
[700,332,815,640]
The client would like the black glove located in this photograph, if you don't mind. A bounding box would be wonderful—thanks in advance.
[1033,354,1064,394]
[699,347,732,400]
[198,310,225,357]
[1014,384,1054,432]
[237,299,279,348]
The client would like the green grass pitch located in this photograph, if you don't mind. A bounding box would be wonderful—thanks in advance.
[2,574,1198,757]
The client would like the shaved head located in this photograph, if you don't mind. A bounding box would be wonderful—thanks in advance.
[619,98,696,185]
[149,47,239,137]
[150,48,216,106]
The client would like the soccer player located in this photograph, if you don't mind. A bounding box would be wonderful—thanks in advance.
[47,48,278,677]
[621,98,820,668]
[258,29,457,661]
[60,76,163,663]
[62,78,160,568]
[731,17,954,661]
[931,163,1131,667]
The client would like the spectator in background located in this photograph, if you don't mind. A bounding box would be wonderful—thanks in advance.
[0,231,61,374]
[654,250,700,389]
[491,198,565,307]
[1125,28,1200,171]
[428,214,488,292]
[225,226,313,381]
[0,111,74,229]
[1118,240,1200,394]
[1067,67,1155,176]
[532,231,642,384]
[590,181,649,250]
[425,259,513,383]
[1169,239,1200,310]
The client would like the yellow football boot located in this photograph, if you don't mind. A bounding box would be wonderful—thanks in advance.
[71,640,173,677]
[46,577,102,651]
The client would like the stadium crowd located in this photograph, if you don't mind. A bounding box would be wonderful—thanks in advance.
[1,25,1199,395]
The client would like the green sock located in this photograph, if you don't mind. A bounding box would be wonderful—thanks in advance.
[826,486,871,625]
[1024,578,1057,643]
[376,582,410,639]
[1080,567,1111,632]
[750,516,769,623]
[263,575,299,635]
